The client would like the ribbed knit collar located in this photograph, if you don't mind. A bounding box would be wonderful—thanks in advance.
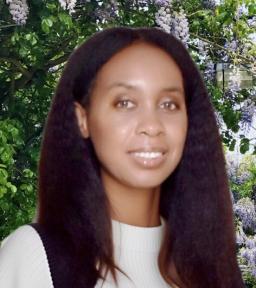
[111,216,166,253]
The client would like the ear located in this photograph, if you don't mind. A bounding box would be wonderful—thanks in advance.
[74,101,90,138]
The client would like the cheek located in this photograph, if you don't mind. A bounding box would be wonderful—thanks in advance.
[88,117,132,155]
[165,125,187,172]
[167,114,188,141]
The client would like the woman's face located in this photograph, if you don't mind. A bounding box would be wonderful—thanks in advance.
[74,42,188,191]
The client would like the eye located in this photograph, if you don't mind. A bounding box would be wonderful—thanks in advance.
[115,99,135,109]
[160,101,178,110]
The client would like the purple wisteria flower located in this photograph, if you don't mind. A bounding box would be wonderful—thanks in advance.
[137,0,150,8]
[155,6,172,33]
[226,157,237,178]
[197,39,209,62]
[235,3,249,19]
[245,235,256,249]
[202,0,216,10]
[225,40,239,52]
[204,61,216,82]
[234,197,256,233]
[155,4,189,47]
[216,39,240,64]
[229,187,241,204]
[240,98,256,132]
[5,0,29,25]
[236,225,256,278]
[235,171,252,186]
[248,16,256,28]
[236,223,247,245]
[223,88,237,103]
[240,247,256,276]
[58,0,77,14]
[153,0,172,6]
[170,9,190,47]
[214,110,224,130]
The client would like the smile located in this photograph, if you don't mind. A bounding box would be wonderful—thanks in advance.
[128,151,167,168]
[131,152,163,158]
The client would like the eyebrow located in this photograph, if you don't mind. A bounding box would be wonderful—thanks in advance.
[107,82,184,95]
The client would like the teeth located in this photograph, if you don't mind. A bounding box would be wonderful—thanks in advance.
[132,152,163,158]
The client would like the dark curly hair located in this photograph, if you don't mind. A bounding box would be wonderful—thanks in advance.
[35,26,245,288]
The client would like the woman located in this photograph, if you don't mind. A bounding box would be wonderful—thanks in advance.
[0,26,245,288]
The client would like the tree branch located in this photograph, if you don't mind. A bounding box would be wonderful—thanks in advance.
[190,32,253,64]
[0,24,18,29]
[0,57,32,78]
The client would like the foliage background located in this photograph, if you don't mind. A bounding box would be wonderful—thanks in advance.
[0,0,256,285]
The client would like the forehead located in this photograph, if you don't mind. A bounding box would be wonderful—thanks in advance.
[87,43,185,104]
[93,42,184,91]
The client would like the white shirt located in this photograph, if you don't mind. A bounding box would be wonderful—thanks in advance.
[0,216,172,288]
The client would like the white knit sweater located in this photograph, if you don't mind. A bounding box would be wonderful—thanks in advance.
[0,216,171,288]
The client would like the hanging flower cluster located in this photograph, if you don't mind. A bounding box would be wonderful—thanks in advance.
[235,3,248,20]
[195,39,216,82]
[155,1,190,47]
[227,166,252,187]
[170,9,190,47]
[226,152,256,280]
[234,197,256,232]
[58,0,78,14]
[155,5,172,33]
[5,0,29,25]
[236,222,247,245]
[240,97,256,132]
[238,232,256,278]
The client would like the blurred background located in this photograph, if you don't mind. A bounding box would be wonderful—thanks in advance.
[0,0,255,285]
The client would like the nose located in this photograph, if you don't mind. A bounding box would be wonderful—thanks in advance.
[136,110,164,137]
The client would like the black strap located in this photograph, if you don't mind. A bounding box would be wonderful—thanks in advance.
[28,223,99,287]
[28,223,74,288]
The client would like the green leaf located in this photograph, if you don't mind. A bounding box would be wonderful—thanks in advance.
[229,139,236,151]
[6,182,17,194]
[25,33,38,46]
[44,18,53,27]
[0,131,7,144]
[25,33,32,41]
[0,168,8,179]
[23,169,34,178]
[26,184,33,192]
[58,13,73,28]
[248,4,256,16]
[240,138,250,154]
[10,32,20,45]
[41,18,53,33]
[0,186,7,198]
[0,151,10,164]
[0,177,7,186]
[20,183,28,191]
[46,3,57,10]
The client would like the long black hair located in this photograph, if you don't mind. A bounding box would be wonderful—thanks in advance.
[35,26,245,287]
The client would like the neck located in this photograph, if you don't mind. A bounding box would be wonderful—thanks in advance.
[102,175,161,227]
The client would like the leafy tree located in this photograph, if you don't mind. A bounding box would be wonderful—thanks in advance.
[1,0,256,283]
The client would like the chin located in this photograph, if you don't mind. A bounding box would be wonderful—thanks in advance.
[125,179,164,190]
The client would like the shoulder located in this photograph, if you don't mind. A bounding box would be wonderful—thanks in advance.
[0,224,53,288]
[1,224,40,249]
[0,224,43,261]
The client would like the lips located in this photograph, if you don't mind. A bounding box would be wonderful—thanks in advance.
[128,149,167,168]
[128,147,167,154]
